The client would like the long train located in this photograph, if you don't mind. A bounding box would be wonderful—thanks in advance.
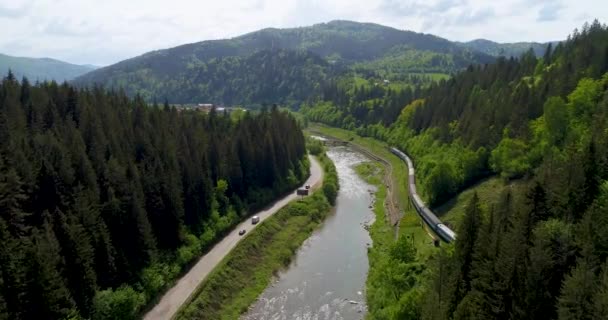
[390,147,457,243]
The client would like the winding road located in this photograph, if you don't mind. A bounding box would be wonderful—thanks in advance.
[143,155,324,320]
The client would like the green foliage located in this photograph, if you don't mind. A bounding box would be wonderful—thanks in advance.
[426,161,460,206]
[594,265,608,318]
[543,96,569,145]
[567,77,603,122]
[386,122,488,205]
[353,160,425,320]
[390,234,418,263]
[92,286,145,320]
[490,137,531,179]
[319,153,339,205]
[305,137,325,156]
[557,261,597,320]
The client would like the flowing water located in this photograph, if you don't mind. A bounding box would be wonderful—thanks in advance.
[243,146,375,320]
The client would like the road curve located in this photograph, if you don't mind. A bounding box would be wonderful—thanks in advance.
[143,155,324,320]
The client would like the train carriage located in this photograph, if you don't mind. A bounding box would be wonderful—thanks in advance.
[390,147,456,243]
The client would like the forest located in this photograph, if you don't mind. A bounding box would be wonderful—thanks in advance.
[304,20,608,319]
[0,75,308,320]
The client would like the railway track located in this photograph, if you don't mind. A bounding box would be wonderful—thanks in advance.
[308,129,456,244]
[390,148,456,243]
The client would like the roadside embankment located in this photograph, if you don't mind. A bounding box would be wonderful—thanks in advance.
[176,153,338,320]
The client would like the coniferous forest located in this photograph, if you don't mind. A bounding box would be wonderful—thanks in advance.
[0,75,308,319]
[305,21,608,319]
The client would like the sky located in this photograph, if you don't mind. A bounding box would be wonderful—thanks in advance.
[0,0,604,66]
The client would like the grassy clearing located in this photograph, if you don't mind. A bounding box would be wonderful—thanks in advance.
[408,72,450,81]
[434,177,525,230]
[177,155,338,320]
[354,162,383,185]
[354,162,393,251]
[355,161,429,319]
[355,162,396,318]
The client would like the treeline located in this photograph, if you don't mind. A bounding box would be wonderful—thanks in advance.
[302,80,418,128]
[0,75,308,319]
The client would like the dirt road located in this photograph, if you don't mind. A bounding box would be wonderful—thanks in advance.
[143,155,323,320]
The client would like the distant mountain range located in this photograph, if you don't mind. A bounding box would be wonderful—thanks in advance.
[73,20,555,105]
[0,53,97,82]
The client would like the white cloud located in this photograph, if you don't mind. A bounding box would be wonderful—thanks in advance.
[0,0,604,65]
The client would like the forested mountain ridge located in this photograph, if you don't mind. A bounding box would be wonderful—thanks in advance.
[76,49,333,107]
[0,72,308,319]
[235,20,486,62]
[73,20,495,105]
[0,53,96,82]
[304,20,608,319]
[458,39,554,57]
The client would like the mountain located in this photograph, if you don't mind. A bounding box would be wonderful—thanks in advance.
[74,20,495,105]
[0,53,97,82]
[459,38,555,57]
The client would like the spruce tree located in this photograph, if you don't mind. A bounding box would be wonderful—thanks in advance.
[54,211,97,317]
[451,193,483,314]
[593,264,608,319]
[558,261,597,320]
[23,217,76,319]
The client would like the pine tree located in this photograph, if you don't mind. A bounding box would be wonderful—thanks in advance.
[0,156,29,237]
[0,292,7,320]
[23,216,76,319]
[525,181,549,230]
[72,189,117,289]
[451,193,483,314]
[0,218,26,319]
[54,210,98,317]
[593,263,608,318]
[543,43,553,65]
[558,260,597,320]
[525,219,577,319]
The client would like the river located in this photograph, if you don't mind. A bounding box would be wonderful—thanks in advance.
[243,146,375,320]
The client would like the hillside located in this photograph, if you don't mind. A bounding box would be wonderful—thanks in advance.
[0,53,96,82]
[303,20,608,319]
[75,49,332,107]
[73,20,494,105]
[458,38,554,57]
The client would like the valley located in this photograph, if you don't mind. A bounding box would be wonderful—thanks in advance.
[1,8,607,320]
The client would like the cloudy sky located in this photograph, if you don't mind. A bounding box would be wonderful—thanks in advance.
[0,0,604,66]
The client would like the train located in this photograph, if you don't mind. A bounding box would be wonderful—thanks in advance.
[389,147,457,243]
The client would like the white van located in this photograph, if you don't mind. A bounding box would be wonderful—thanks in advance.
[251,216,260,224]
